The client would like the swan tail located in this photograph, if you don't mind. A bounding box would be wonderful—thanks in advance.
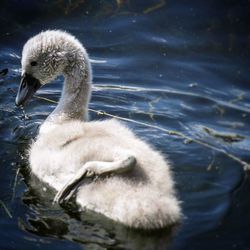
[107,187,182,230]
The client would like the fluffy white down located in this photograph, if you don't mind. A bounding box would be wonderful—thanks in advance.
[23,30,181,229]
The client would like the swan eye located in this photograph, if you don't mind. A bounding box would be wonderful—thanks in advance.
[30,61,38,66]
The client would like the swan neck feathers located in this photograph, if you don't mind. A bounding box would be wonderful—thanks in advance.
[54,48,92,122]
[50,30,92,122]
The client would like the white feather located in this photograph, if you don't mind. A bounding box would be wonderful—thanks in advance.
[23,30,181,229]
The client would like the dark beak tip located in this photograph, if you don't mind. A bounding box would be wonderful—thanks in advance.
[15,99,21,107]
[15,73,41,107]
[15,97,20,107]
[15,91,25,107]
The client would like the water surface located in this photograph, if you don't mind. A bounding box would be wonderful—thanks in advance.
[0,1,250,249]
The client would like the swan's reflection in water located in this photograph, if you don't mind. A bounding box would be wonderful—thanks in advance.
[22,174,178,249]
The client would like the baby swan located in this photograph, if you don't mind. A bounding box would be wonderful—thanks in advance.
[16,30,181,229]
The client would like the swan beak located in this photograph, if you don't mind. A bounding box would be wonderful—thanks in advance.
[15,73,41,106]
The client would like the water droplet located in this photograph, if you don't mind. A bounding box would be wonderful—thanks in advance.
[21,107,30,120]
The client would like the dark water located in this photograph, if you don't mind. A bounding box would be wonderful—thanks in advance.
[0,1,250,249]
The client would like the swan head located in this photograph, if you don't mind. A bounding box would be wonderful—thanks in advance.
[16,30,87,106]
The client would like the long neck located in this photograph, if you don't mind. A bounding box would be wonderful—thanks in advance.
[57,71,91,120]
[47,58,92,124]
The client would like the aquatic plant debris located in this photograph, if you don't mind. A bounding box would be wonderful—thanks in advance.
[203,126,245,143]
[143,0,166,14]
[12,167,20,202]
[33,95,250,171]
[0,200,12,218]
[0,68,8,76]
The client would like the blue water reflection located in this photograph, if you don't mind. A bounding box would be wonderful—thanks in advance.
[0,1,249,249]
